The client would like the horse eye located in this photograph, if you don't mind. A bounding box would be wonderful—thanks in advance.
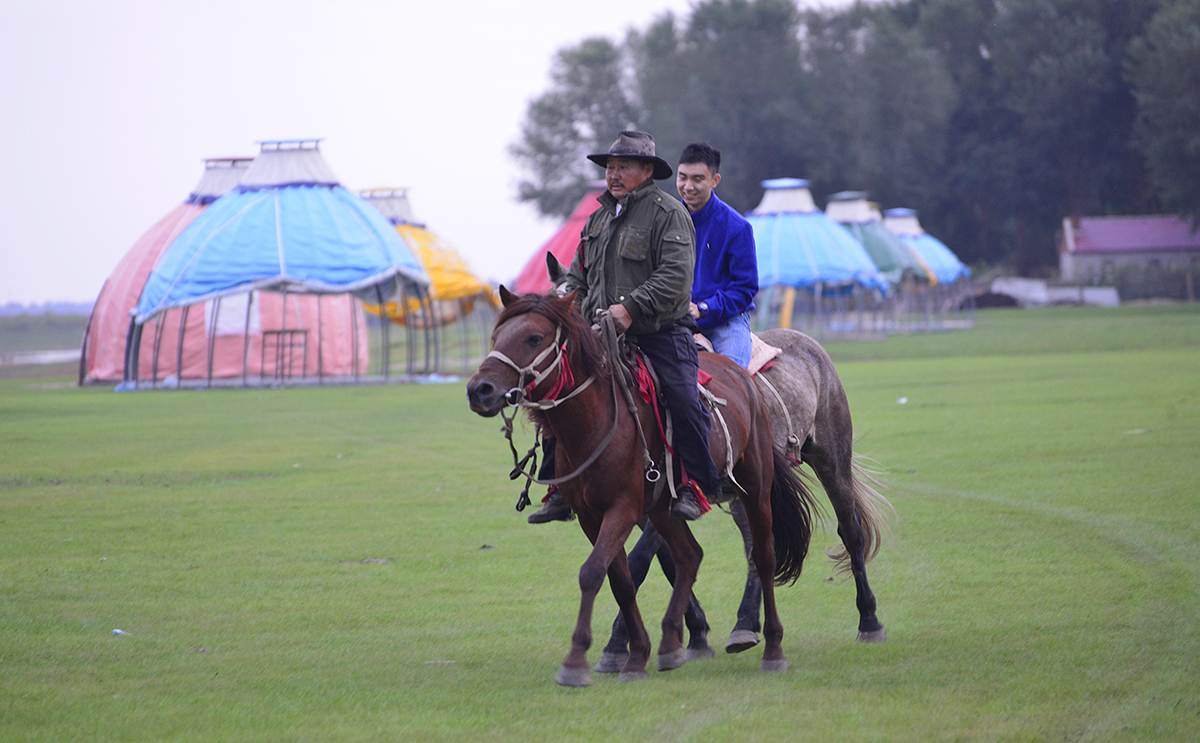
[527,334,544,347]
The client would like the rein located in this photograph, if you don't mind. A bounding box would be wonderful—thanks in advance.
[492,310,661,511]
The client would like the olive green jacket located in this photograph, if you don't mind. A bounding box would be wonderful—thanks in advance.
[563,179,696,335]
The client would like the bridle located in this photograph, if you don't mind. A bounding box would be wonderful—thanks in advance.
[484,325,595,410]
[487,311,659,512]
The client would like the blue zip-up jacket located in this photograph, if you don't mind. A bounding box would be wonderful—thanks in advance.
[690,191,758,332]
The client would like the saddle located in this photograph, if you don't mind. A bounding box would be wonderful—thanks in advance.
[693,331,802,465]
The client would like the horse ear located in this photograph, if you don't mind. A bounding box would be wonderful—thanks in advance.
[498,285,518,307]
[546,252,566,284]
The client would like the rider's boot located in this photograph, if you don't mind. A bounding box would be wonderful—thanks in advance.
[670,481,709,521]
[527,484,573,524]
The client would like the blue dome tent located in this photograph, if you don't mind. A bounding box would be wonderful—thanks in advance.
[825,192,935,287]
[747,178,887,333]
[882,208,970,284]
[881,206,976,330]
[749,179,888,293]
[127,140,432,388]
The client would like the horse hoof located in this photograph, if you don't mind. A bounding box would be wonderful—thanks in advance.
[760,658,787,673]
[857,628,887,644]
[725,629,760,654]
[593,651,628,674]
[555,665,592,687]
[618,669,649,683]
[657,648,688,672]
[686,645,716,661]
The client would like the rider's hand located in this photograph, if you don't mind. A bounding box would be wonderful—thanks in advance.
[608,304,632,332]
[688,301,701,319]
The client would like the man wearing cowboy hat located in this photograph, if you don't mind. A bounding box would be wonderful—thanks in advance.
[528,130,719,523]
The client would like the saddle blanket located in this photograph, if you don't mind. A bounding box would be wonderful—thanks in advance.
[693,332,783,378]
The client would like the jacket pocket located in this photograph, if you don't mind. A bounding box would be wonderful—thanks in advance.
[618,227,650,261]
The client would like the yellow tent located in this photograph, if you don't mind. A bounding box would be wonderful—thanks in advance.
[359,188,496,325]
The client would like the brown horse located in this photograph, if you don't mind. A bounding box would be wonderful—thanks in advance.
[466,288,817,686]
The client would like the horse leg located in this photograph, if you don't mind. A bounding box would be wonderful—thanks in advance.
[644,522,713,659]
[595,522,659,672]
[645,514,703,672]
[596,520,714,671]
[739,492,787,672]
[726,498,763,653]
[606,547,653,682]
[811,451,886,643]
[557,509,644,687]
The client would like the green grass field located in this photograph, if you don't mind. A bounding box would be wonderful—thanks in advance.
[2,306,1198,742]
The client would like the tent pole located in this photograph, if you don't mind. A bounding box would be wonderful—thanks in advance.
[123,319,139,384]
[150,315,163,386]
[351,294,360,382]
[426,291,435,374]
[423,292,435,375]
[206,297,220,388]
[316,294,324,384]
[409,290,421,375]
[280,289,289,384]
[242,291,253,387]
[377,284,389,382]
[457,299,469,375]
[78,306,96,386]
[176,305,189,389]
[433,293,443,375]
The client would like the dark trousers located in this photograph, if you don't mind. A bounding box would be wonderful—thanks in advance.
[538,321,720,497]
[634,320,720,496]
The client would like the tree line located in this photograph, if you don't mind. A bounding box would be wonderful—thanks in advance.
[512,0,1200,275]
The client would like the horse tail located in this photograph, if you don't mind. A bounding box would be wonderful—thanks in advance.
[826,452,895,573]
[769,445,821,586]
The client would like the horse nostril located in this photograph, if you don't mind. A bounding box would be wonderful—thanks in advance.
[468,380,496,407]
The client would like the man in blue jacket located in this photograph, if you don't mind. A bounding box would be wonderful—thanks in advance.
[675,143,758,368]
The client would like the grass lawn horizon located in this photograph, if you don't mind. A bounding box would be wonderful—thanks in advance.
[2,305,1198,741]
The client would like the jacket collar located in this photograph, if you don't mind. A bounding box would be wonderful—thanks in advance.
[690,190,722,226]
[599,178,657,213]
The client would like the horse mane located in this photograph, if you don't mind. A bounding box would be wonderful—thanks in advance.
[495,292,612,387]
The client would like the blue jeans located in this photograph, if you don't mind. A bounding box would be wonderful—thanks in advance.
[705,311,752,369]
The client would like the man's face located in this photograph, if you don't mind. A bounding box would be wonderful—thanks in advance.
[676,162,721,213]
[606,157,654,201]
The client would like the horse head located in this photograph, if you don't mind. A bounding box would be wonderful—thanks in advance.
[466,286,606,417]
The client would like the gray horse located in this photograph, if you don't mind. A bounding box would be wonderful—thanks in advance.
[592,327,893,672]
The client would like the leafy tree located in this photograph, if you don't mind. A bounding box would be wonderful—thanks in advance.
[511,38,640,219]
[512,0,1174,275]
[630,0,811,212]
[799,4,956,211]
[914,0,1155,271]
[1126,0,1200,223]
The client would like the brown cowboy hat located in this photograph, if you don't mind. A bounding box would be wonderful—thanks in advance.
[586,130,673,180]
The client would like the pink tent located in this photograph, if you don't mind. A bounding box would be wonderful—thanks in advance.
[81,156,371,385]
[511,186,604,295]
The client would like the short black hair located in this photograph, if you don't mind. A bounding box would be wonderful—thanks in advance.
[679,143,720,174]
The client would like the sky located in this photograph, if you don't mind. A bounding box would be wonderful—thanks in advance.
[0,0,854,305]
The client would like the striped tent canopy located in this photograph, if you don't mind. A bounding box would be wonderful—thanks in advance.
[883,208,970,284]
[826,192,936,286]
[748,179,888,293]
[134,140,429,325]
